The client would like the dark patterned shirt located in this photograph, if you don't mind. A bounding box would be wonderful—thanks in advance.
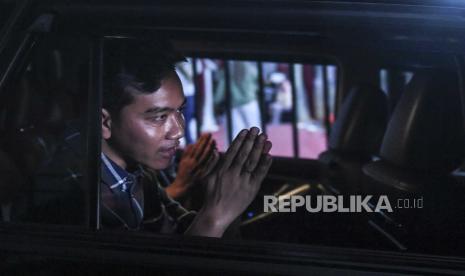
[100,153,196,233]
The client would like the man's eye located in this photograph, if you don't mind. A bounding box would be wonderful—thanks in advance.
[150,114,168,122]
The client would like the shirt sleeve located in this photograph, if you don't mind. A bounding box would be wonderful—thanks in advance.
[158,185,197,234]
[141,169,196,234]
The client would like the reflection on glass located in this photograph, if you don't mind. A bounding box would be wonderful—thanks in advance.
[297,64,339,159]
[178,58,230,151]
[194,59,228,151]
[292,63,325,159]
[176,58,198,146]
[1,37,88,225]
[180,58,338,159]
[379,68,414,113]
[212,60,261,149]
[226,61,261,138]
[262,62,294,158]
[187,59,263,151]
[326,65,338,121]
[380,69,389,94]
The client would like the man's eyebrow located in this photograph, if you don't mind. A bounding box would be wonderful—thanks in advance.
[144,98,187,114]
[144,106,172,114]
[179,98,187,108]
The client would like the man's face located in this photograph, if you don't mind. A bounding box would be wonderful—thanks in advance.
[105,72,186,170]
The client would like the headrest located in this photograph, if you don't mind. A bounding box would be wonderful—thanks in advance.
[329,83,388,156]
[378,70,464,173]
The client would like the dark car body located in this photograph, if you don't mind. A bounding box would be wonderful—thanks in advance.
[1,0,465,274]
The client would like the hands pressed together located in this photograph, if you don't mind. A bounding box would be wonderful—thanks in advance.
[185,127,273,237]
[166,133,219,200]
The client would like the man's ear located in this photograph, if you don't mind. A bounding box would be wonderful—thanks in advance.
[102,108,112,140]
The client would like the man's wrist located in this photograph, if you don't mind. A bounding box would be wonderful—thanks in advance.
[184,208,227,237]
[166,179,191,199]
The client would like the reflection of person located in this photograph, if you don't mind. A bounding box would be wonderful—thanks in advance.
[200,59,220,132]
[269,72,292,124]
[101,40,272,237]
[215,61,262,138]
[176,58,196,144]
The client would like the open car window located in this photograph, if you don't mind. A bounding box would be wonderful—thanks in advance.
[177,57,337,159]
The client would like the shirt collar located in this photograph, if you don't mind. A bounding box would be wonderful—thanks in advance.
[100,153,143,190]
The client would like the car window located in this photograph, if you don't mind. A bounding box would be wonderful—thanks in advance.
[0,35,90,226]
[2,30,464,260]
[178,58,338,159]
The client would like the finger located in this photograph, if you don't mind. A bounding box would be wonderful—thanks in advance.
[192,135,204,156]
[198,138,216,161]
[263,140,272,154]
[200,148,220,178]
[251,153,273,187]
[231,127,260,170]
[222,128,249,169]
[183,144,195,157]
[197,138,216,167]
[246,154,272,199]
[193,133,212,159]
[242,133,267,174]
[190,133,207,157]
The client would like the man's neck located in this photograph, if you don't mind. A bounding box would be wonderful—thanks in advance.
[101,141,128,170]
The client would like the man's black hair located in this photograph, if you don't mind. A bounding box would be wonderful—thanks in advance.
[103,38,185,119]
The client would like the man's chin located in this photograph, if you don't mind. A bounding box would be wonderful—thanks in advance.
[147,158,173,171]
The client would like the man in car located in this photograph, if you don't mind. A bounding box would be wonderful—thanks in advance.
[100,39,272,237]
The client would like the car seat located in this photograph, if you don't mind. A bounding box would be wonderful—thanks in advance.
[362,69,465,254]
[318,83,388,195]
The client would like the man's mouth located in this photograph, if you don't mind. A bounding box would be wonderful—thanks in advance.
[159,142,180,158]
[159,146,177,157]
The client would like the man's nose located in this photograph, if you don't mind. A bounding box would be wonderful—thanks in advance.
[166,112,185,140]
